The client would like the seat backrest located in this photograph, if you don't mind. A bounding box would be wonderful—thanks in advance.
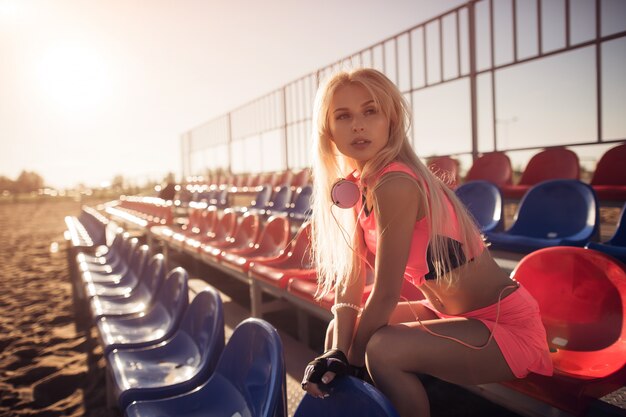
[608,203,626,246]
[179,287,225,381]
[230,212,261,249]
[291,168,312,188]
[428,156,459,188]
[295,376,400,417]
[519,147,580,185]
[215,318,286,417]
[131,245,151,276]
[464,152,513,186]
[455,180,503,232]
[508,179,598,242]
[591,143,626,186]
[250,185,272,210]
[267,186,292,212]
[124,238,140,264]
[142,254,167,296]
[208,210,238,241]
[253,216,290,256]
[154,267,189,331]
[288,222,313,268]
[511,247,626,378]
[291,185,313,216]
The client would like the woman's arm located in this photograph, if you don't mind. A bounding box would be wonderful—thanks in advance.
[332,230,367,355]
[348,175,421,365]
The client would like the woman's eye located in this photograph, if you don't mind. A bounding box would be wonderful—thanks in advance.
[336,113,350,120]
[364,108,377,115]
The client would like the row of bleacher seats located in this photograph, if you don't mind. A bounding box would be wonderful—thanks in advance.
[173,143,625,207]
[63,217,401,416]
[69,179,626,417]
[93,192,626,416]
[101,180,626,415]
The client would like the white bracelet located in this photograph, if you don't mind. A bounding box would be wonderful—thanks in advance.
[331,302,363,315]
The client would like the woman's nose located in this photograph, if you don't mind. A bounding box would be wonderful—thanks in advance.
[352,119,365,132]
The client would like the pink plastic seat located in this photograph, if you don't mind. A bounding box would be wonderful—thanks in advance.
[193,210,238,256]
[183,207,218,252]
[501,247,626,415]
[428,156,459,189]
[590,143,626,202]
[464,152,513,187]
[502,147,580,199]
[220,216,291,273]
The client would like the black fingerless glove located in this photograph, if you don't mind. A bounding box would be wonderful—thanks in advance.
[302,348,349,388]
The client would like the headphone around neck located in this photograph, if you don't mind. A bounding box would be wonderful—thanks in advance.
[331,171,361,209]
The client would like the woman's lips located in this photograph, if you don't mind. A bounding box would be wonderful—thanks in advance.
[351,138,371,149]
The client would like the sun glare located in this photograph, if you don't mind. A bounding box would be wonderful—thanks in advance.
[36,43,111,114]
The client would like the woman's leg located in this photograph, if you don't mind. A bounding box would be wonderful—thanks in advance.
[324,301,439,350]
[365,318,516,417]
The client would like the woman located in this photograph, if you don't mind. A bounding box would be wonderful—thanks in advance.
[301,68,552,417]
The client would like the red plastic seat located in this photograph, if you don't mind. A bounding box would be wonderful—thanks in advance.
[169,203,209,251]
[464,152,513,187]
[192,210,238,255]
[502,147,580,199]
[249,223,314,289]
[201,212,260,265]
[500,247,626,415]
[291,168,312,188]
[184,207,218,251]
[220,216,291,273]
[590,143,626,202]
[428,156,459,189]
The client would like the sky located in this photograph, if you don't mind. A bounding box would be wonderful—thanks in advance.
[0,0,468,189]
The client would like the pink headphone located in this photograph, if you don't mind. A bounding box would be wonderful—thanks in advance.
[331,171,361,209]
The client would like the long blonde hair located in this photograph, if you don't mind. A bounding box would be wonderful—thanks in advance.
[311,68,485,299]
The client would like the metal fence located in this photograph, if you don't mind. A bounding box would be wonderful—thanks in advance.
[182,0,626,179]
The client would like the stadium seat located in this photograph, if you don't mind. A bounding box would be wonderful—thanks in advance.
[428,156,459,188]
[125,318,287,417]
[294,376,400,417]
[486,180,599,253]
[495,247,626,416]
[501,147,580,199]
[287,185,313,223]
[187,209,237,254]
[262,185,293,216]
[590,143,626,202]
[84,244,150,298]
[455,180,504,233]
[96,267,188,354]
[80,238,139,287]
[76,229,125,267]
[291,168,311,188]
[89,254,166,318]
[201,212,260,264]
[247,184,273,212]
[464,152,513,187]
[107,286,225,410]
[220,215,291,273]
[586,203,626,263]
[248,222,315,317]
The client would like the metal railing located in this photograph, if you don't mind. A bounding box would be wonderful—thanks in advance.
[182,0,626,178]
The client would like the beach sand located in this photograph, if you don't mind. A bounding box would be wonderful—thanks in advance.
[0,199,115,417]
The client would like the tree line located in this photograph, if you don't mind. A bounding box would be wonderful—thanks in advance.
[0,171,45,194]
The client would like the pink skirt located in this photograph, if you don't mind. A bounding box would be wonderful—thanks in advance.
[418,284,553,378]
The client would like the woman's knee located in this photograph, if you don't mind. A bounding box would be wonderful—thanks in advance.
[365,326,395,371]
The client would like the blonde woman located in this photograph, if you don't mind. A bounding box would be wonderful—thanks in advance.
[300,68,552,417]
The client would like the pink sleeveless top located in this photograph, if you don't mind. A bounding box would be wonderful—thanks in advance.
[356,161,470,287]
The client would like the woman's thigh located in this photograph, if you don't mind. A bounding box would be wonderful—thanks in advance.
[366,318,516,385]
[389,300,439,324]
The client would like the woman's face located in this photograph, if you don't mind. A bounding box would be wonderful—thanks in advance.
[328,83,390,169]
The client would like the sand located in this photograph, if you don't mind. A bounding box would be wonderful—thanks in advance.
[0,199,116,417]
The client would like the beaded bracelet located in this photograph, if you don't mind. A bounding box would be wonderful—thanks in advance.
[330,302,363,315]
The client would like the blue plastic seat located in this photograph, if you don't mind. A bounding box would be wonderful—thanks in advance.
[80,237,139,280]
[586,203,626,263]
[287,185,312,222]
[486,179,599,253]
[294,376,400,417]
[84,245,150,298]
[455,180,504,233]
[96,267,189,354]
[89,254,166,318]
[248,185,272,212]
[263,185,293,215]
[108,286,225,410]
[125,318,286,417]
[76,229,126,266]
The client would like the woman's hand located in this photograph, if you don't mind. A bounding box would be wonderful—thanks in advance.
[301,349,349,398]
